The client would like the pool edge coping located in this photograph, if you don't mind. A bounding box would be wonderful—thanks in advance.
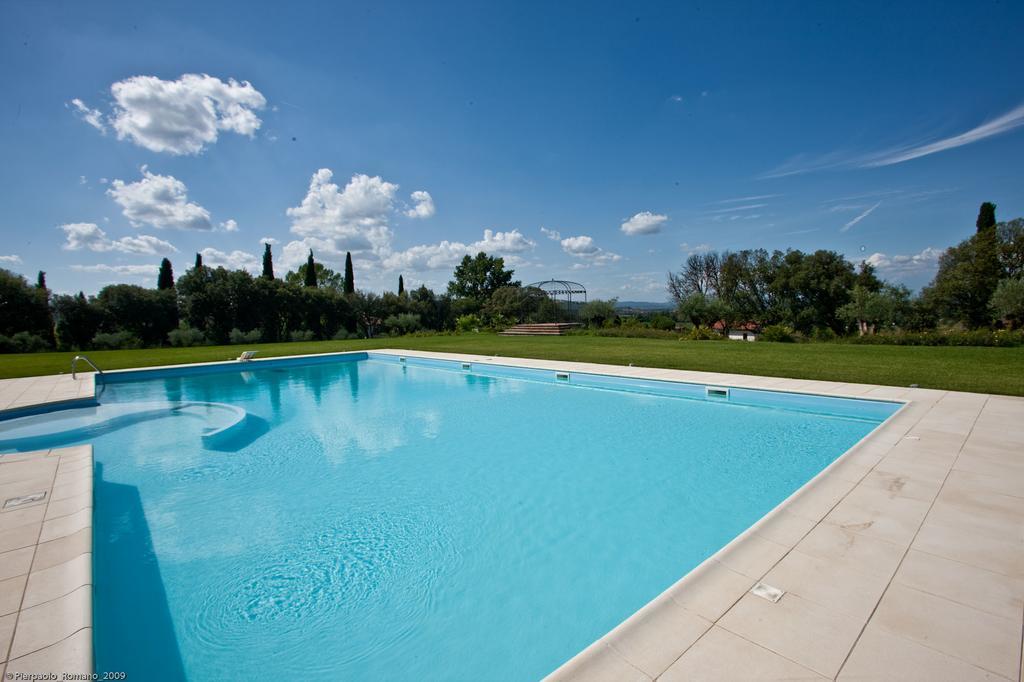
[0,444,94,677]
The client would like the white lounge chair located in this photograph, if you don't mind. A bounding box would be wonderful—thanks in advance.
[237,350,259,362]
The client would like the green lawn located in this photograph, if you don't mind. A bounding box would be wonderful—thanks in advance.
[1,334,1021,395]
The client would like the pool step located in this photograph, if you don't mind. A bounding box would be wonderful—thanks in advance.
[499,323,582,336]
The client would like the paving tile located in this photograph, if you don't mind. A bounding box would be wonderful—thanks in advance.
[0,612,15,662]
[926,496,1024,544]
[872,583,1021,680]
[794,522,905,579]
[718,591,864,678]
[48,478,91,503]
[0,573,26,616]
[752,510,817,547]
[714,535,789,580]
[660,625,825,681]
[839,620,1005,681]
[39,508,90,544]
[824,486,931,546]
[894,549,1024,621]
[763,548,892,622]
[9,584,91,660]
[5,628,92,676]
[605,594,711,677]
[23,553,91,609]
[0,547,34,582]
[857,468,944,502]
[667,560,754,622]
[31,528,91,573]
[43,492,92,522]
[782,475,856,522]
[0,523,40,555]
[913,520,1023,578]
[0,506,46,532]
[547,642,651,682]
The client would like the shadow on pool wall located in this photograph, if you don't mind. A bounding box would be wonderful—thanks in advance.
[93,463,186,680]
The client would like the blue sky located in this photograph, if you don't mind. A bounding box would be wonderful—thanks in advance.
[2,0,1022,300]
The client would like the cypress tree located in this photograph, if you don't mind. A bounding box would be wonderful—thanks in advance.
[262,243,274,280]
[304,250,318,287]
[976,202,997,232]
[194,252,203,270]
[344,252,355,294]
[398,274,404,295]
[157,258,175,290]
[36,271,47,290]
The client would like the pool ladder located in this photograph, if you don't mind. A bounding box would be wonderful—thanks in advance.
[71,354,104,381]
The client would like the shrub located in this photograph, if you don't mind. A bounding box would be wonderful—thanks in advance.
[289,330,315,342]
[168,326,207,347]
[761,324,797,343]
[0,332,51,353]
[567,327,679,340]
[90,331,142,350]
[455,314,482,333]
[811,327,837,342]
[229,328,262,345]
[649,314,676,331]
[332,329,360,340]
[685,325,723,341]
[841,329,1024,347]
[383,313,422,335]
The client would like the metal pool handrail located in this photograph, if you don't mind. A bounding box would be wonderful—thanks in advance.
[71,354,104,380]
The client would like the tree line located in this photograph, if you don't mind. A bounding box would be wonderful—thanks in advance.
[666,202,1024,339]
[0,247,554,352]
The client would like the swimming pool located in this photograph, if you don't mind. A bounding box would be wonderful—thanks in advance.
[0,352,901,680]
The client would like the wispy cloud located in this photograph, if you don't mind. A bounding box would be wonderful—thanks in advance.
[760,102,1024,178]
[862,103,1024,167]
[841,202,881,232]
[713,194,780,204]
[706,203,767,214]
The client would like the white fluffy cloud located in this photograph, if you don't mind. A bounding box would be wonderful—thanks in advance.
[71,264,156,277]
[405,191,435,218]
[621,211,668,236]
[220,219,239,232]
[382,229,535,271]
[60,222,177,255]
[107,168,212,230]
[865,247,942,276]
[199,247,259,272]
[540,227,561,241]
[67,99,106,133]
[560,234,621,267]
[287,169,398,255]
[0,255,22,264]
[80,74,267,155]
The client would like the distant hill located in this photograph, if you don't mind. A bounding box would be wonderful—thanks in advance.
[614,301,674,312]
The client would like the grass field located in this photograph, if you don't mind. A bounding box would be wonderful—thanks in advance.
[1,334,1022,396]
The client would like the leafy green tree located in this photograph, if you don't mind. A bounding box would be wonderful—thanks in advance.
[95,284,178,347]
[157,258,175,290]
[772,250,856,333]
[447,252,518,302]
[398,275,404,295]
[344,252,355,294]
[990,278,1024,329]
[997,218,1024,278]
[0,268,53,342]
[484,286,544,324]
[977,201,997,232]
[304,251,317,287]
[51,292,104,350]
[262,243,274,280]
[194,252,203,270]
[285,262,344,291]
[838,284,911,335]
[676,293,731,329]
[855,261,882,292]
[579,298,618,327]
[36,271,46,290]
[718,249,780,324]
[925,230,1001,327]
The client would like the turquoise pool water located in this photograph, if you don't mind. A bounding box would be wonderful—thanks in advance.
[0,355,899,680]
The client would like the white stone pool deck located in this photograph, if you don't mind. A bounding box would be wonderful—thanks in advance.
[0,350,1021,680]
